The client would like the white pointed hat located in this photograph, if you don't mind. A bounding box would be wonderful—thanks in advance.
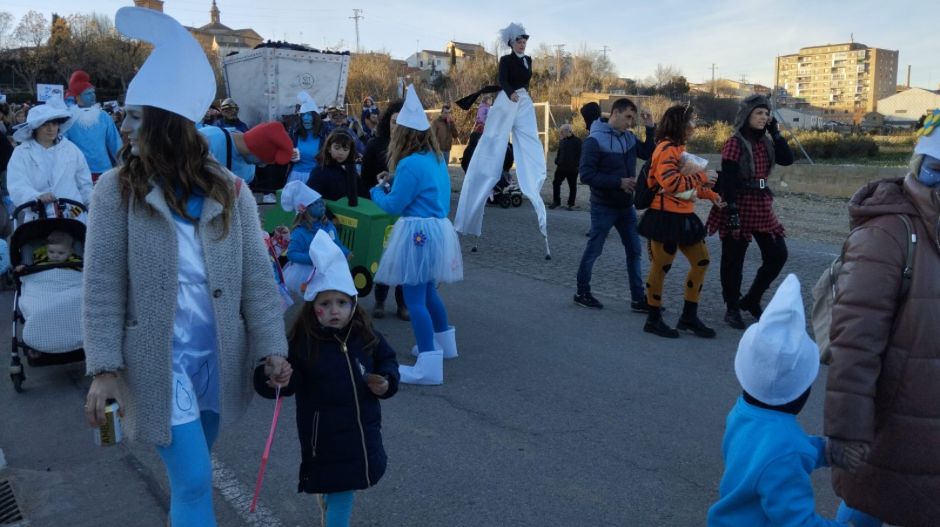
[734,274,819,406]
[280,180,322,213]
[14,95,73,143]
[396,84,429,131]
[304,230,358,301]
[297,91,320,114]
[115,7,216,123]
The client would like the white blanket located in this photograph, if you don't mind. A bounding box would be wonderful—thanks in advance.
[19,268,84,353]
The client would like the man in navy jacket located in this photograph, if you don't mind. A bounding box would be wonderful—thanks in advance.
[573,98,655,311]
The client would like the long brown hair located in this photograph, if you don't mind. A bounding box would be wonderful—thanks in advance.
[655,105,694,145]
[289,298,378,360]
[118,106,234,236]
[386,126,442,172]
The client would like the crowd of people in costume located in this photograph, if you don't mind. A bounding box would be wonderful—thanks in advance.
[0,8,936,526]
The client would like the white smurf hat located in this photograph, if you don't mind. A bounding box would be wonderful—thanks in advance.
[499,22,529,47]
[298,91,320,114]
[280,180,322,213]
[914,109,940,159]
[115,7,216,123]
[304,230,357,301]
[14,95,73,143]
[396,84,429,132]
[734,274,820,406]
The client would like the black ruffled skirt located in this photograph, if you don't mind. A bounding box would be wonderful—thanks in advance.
[638,208,706,246]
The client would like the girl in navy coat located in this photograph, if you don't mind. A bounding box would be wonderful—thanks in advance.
[255,230,399,527]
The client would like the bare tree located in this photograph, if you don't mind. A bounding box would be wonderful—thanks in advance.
[0,11,14,50]
[649,63,683,90]
[13,10,49,48]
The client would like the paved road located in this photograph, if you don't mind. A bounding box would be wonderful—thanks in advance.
[0,193,846,526]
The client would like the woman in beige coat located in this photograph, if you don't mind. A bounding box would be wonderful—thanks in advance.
[82,7,291,527]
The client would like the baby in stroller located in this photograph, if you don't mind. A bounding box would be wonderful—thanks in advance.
[9,198,86,392]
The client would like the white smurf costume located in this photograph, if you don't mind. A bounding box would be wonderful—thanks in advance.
[370,85,462,385]
[453,22,550,258]
[7,95,93,217]
[114,5,220,430]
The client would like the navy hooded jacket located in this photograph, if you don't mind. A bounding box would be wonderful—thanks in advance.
[578,120,655,209]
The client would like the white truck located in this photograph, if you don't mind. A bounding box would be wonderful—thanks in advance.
[222,43,351,128]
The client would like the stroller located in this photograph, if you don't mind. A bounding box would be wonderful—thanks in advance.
[9,198,87,393]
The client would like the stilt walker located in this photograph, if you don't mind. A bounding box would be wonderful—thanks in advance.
[370,86,463,385]
[453,22,551,259]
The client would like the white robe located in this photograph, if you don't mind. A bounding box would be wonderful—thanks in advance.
[454,90,548,242]
[6,138,93,211]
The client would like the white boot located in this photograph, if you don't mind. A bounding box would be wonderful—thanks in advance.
[411,326,458,359]
[399,349,443,385]
[435,326,458,359]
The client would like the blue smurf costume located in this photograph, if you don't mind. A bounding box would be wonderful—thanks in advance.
[280,180,350,296]
[370,85,463,385]
[286,91,323,185]
[65,70,122,178]
[708,274,842,526]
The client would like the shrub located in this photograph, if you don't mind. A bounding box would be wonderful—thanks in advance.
[789,131,878,159]
[688,121,735,154]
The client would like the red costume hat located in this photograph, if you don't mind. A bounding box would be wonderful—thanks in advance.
[243,122,293,165]
[68,70,94,97]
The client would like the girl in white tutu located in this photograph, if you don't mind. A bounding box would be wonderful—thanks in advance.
[370,85,463,385]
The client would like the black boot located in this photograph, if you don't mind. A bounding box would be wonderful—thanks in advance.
[724,307,746,329]
[677,301,716,338]
[644,307,679,339]
[739,294,764,319]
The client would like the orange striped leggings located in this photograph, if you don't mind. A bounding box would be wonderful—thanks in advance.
[645,240,710,307]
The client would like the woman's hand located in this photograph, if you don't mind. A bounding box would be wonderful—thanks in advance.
[38,192,56,204]
[85,372,123,427]
[710,195,727,208]
[264,355,293,388]
[510,93,520,103]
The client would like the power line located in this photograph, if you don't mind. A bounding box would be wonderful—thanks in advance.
[349,8,363,53]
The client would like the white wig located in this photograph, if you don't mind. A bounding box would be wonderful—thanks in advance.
[499,22,529,47]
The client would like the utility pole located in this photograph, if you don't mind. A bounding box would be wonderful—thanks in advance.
[711,63,717,95]
[600,45,610,60]
[553,44,565,82]
[349,9,363,52]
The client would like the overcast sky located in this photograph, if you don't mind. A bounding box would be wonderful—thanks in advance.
[6,0,940,89]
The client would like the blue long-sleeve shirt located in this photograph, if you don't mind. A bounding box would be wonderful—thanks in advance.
[369,151,449,218]
[287,222,349,265]
[707,397,844,527]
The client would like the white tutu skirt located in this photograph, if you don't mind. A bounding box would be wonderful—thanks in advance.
[375,217,463,286]
[283,262,313,296]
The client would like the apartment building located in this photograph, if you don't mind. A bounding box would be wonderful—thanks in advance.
[775,42,898,122]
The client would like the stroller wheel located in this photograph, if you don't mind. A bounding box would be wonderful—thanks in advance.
[499,194,512,208]
[11,372,24,393]
[511,194,523,207]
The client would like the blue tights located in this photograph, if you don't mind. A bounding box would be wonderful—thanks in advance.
[836,502,883,527]
[321,491,355,527]
[156,411,220,527]
[402,282,449,352]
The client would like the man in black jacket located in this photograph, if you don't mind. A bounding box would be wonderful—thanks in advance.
[573,98,655,311]
[551,124,582,209]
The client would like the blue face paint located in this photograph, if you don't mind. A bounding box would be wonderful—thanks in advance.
[307,199,326,220]
[918,155,940,188]
[301,113,314,130]
[79,88,96,107]
[65,96,76,107]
